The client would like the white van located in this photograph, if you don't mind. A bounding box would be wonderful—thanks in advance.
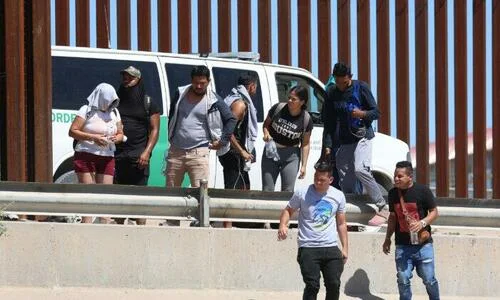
[52,46,410,193]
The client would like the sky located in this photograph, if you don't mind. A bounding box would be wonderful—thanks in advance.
[50,0,495,147]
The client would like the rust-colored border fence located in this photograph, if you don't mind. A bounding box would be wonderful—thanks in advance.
[1,0,52,183]
[2,0,500,200]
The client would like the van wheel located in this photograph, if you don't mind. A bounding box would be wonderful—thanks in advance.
[53,158,78,183]
[54,170,78,184]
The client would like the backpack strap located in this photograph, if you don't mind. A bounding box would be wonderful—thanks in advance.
[272,102,287,121]
[351,81,361,106]
[302,110,311,135]
[143,95,151,115]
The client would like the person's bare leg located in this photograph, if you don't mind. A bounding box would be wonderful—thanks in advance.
[95,174,114,224]
[77,172,96,223]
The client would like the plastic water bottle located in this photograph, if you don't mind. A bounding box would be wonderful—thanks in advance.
[265,140,280,161]
[410,231,419,245]
[243,160,252,172]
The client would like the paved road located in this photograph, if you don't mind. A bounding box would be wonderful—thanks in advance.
[0,287,497,300]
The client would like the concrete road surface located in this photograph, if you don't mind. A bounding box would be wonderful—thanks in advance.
[0,287,498,300]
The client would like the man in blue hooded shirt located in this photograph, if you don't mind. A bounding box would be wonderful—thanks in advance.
[323,62,388,226]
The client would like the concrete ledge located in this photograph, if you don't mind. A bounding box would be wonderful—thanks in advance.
[1,287,498,300]
[0,222,499,297]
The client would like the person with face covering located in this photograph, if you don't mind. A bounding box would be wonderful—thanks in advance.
[114,66,160,225]
[69,83,124,223]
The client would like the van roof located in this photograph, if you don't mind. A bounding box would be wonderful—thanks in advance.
[51,45,312,75]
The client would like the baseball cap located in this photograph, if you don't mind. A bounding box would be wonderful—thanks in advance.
[120,66,141,79]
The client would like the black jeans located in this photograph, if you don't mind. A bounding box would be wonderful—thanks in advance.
[114,156,149,186]
[218,151,250,190]
[297,246,344,300]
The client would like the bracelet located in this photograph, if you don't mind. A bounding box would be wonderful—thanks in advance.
[420,220,428,228]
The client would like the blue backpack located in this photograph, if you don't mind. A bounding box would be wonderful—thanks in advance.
[347,81,366,138]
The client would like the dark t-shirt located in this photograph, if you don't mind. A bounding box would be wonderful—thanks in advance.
[115,81,160,158]
[267,103,313,146]
[388,183,437,245]
[326,80,378,144]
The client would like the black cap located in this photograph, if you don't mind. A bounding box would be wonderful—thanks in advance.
[332,62,352,77]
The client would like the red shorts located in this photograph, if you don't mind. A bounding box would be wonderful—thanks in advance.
[73,151,115,176]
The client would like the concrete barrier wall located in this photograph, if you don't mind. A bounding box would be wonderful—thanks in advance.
[0,223,498,297]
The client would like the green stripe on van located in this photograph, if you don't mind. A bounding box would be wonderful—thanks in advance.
[148,116,167,187]
[147,116,190,187]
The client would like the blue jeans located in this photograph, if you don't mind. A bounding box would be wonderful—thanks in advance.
[395,243,440,300]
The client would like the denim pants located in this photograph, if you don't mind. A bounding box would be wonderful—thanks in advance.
[395,243,440,300]
[297,247,344,300]
[218,151,250,190]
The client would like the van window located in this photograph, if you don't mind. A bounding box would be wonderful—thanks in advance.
[274,73,326,125]
[52,57,163,113]
[212,67,264,122]
[165,63,198,106]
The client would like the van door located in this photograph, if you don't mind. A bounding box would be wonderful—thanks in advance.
[205,61,269,190]
[264,66,326,190]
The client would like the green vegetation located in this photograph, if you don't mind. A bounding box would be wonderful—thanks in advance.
[0,215,5,237]
[0,204,11,237]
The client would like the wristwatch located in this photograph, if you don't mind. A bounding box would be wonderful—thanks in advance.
[420,220,428,228]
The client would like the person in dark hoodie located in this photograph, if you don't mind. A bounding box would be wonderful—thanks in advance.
[114,66,160,225]
[323,62,387,226]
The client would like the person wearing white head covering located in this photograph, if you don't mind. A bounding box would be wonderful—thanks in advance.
[69,83,124,224]
[86,82,120,112]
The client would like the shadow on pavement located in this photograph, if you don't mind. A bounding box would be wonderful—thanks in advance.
[344,268,384,300]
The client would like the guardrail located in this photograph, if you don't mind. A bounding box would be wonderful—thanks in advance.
[1,181,499,227]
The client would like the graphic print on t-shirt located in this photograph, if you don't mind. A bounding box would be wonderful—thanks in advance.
[312,199,333,230]
[271,117,302,140]
[395,203,419,232]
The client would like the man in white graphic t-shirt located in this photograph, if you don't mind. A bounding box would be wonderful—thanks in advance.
[278,161,348,300]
